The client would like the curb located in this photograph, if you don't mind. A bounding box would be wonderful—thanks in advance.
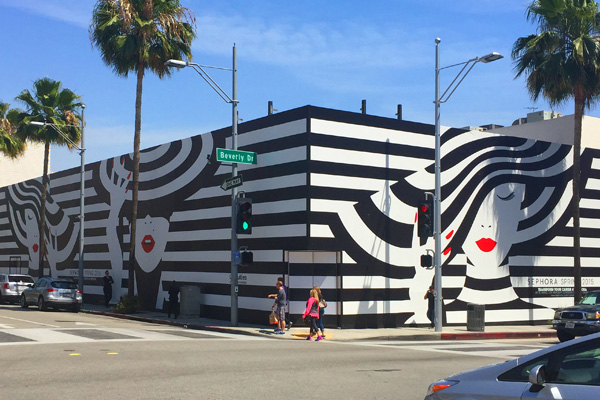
[440,331,557,340]
[82,309,558,342]
[82,309,265,338]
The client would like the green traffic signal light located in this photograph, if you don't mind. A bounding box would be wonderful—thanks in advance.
[236,198,252,234]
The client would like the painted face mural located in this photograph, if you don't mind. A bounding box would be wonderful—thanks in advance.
[135,215,169,273]
[462,182,525,272]
[21,208,40,268]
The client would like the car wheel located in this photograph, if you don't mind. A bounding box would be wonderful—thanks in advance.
[71,305,80,313]
[20,295,28,309]
[557,329,575,342]
[38,296,47,311]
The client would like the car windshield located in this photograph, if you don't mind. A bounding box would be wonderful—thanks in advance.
[579,293,600,305]
[9,275,33,283]
[51,281,77,289]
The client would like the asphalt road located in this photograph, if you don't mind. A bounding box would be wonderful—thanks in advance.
[0,304,558,400]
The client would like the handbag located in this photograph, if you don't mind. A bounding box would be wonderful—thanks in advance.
[269,312,279,325]
[319,298,327,309]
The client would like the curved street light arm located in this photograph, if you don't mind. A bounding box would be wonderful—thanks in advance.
[29,121,84,152]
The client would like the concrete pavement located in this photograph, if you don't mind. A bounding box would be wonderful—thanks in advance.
[82,303,558,341]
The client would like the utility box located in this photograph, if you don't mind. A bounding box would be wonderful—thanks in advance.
[180,285,201,316]
[466,303,485,332]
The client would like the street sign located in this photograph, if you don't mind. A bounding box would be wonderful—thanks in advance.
[220,174,244,191]
[216,148,257,164]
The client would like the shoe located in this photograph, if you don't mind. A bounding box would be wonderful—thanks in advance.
[277,331,285,335]
[315,336,323,341]
[274,329,281,333]
[306,336,312,341]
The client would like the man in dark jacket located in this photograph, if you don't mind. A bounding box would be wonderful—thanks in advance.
[103,270,114,308]
[168,281,180,319]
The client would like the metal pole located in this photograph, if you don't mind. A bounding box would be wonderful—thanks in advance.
[433,38,443,332]
[231,44,239,326]
[78,104,86,293]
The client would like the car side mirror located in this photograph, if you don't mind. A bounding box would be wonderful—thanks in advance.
[528,364,546,392]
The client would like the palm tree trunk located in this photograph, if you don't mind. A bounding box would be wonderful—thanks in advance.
[38,140,50,278]
[573,89,584,304]
[127,59,144,297]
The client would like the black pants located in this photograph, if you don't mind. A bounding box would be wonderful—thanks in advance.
[427,308,434,327]
[104,290,112,307]
[168,301,179,318]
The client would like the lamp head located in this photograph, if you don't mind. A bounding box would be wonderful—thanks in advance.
[164,59,188,68]
[478,52,503,63]
[29,121,46,126]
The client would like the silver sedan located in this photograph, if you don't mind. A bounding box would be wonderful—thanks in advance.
[425,332,600,399]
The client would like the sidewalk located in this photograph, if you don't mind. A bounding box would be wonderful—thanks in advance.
[81,303,558,341]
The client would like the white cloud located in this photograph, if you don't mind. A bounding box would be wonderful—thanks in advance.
[193,13,427,71]
[0,0,92,29]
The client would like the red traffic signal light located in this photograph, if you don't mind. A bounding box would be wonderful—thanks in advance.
[418,199,433,238]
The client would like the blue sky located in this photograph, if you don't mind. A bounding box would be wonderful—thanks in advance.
[1,0,596,173]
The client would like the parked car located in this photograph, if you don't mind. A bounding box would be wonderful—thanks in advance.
[20,277,82,312]
[553,290,600,342]
[425,332,600,399]
[0,273,34,304]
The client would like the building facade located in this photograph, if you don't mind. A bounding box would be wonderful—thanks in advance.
[1,105,599,328]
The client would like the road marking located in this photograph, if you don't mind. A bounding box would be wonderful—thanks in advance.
[0,315,60,328]
[0,324,13,329]
[75,322,97,326]
[344,340,550,360]
[107,352,118,355]
[69,353,81,356]
[0,327,267,346]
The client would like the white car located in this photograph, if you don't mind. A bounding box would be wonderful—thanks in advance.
[425,332,600,399]
[0,273,34,304]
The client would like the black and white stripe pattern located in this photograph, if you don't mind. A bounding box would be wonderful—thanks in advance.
[0,105,598,328]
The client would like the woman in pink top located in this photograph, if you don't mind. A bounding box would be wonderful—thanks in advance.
[302,288,323,341]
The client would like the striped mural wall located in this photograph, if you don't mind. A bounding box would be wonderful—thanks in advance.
[1,105,599,328]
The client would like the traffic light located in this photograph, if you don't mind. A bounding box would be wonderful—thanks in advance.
[236,198,252,234]
[421,254,433,268]
[241,250,253,265]
[418,199,433,238]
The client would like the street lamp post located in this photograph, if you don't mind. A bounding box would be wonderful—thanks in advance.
[165,44,240,326]
[29,105,86,292]
[433,38,502,332]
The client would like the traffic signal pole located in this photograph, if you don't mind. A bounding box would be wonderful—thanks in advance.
[231,44,239,327]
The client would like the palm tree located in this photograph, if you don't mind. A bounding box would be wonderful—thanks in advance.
[0,102,25,159]
[90,0,196,296]
[14,78,83,277]
[512,0,600,303]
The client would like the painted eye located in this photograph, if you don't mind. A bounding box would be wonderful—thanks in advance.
[497,192,515,201]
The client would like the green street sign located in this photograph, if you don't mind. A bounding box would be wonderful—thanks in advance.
[216,148,257,165]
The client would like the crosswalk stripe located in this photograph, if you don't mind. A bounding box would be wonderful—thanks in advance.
[345,340,549,360]
[0,327,265,346]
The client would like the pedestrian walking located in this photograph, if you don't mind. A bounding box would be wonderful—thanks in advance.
[314,286,327,337]
[276,277,292,330]
[103,270,114,308]
[269,280,286,334]
[302,288,323,341]
[424,285,435,328]
[168,281,180,319]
